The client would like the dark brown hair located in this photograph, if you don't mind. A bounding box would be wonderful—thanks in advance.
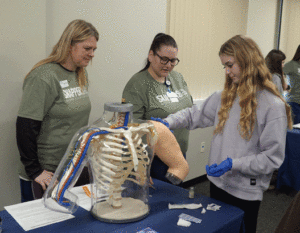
[140,33,177,72]
[265,49,287,90]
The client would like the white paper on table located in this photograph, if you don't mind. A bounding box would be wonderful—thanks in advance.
[293,123,300,129]
[71,184,115,211]
[168,203,202,209]
[70,185,92,211]
[4,199,74,231]
[177,218,191,227]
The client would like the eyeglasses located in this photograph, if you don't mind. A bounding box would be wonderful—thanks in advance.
[155,53,180,66]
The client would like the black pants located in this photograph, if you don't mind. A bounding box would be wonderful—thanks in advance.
[210,182,261,233]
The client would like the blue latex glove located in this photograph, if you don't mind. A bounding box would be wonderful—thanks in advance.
[150,117,174,133]
[206,158,232,177]
[206,165,225,177]
[210,163,217,169]
[150,117,169,127]
[205,163,218,174]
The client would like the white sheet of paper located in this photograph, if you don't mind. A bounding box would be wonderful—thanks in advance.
[4,199,74,231]
[70,185,92,211]
[293,123,300,129]
[70,184,111,210]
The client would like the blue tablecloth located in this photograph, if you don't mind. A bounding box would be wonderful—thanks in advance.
[0,179,244,233]
[277,129,300,191]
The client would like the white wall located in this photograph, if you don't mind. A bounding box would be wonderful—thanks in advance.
[0,0,167,211]
[247,0,278,57]
[45,0,167,123]
[0,0,47,210]
[280,0,300,61]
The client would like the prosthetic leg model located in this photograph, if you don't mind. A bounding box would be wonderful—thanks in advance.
[43,103,189,223]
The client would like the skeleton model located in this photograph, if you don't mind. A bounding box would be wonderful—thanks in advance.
[44,102,189,223]
[44,103,157,223]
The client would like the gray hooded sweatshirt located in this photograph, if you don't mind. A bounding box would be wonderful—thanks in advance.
[164,90,287,201]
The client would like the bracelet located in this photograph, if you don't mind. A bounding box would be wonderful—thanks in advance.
[165,172,182,185]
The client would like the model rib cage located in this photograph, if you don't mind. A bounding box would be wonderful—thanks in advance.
[90,126,151,208]
[51,115,155,209]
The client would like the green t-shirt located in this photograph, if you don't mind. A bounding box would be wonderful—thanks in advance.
[122,70,193,153]
[283,60,300,104]
[18,63,91,179]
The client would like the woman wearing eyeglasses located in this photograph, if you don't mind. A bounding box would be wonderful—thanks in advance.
[122,33,193,184]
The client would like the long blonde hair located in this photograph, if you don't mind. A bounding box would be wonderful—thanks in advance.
[214,35,293,140]
[25,19,99,89]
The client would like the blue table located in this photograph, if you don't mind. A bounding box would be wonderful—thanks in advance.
[277,129,300,191]
[0,179,244,232]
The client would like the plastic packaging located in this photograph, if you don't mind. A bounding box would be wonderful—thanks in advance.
[189,187,195,199]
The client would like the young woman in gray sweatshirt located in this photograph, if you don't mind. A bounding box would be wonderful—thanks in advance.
[164,35,293,233]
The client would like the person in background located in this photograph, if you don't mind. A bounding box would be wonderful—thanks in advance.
[163,35,293,233]
[16,19,99,202]
[283,45,300,124]
[265,49,288,96]
[265,49,289,190]
[122,33,193,183]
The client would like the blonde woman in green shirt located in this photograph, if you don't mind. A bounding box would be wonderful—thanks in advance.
[16,19,99,202]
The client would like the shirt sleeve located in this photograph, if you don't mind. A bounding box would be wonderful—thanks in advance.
[18,75,58,121]
[283,62,296,75]
[122,78,148,120]
[164,91,221,130]
[272,74,283,95]
[16,117,43,180]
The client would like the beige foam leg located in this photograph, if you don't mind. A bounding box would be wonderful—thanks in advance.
[150,121,189,181]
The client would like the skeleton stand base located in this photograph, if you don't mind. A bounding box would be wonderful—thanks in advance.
[91,197,149,223]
